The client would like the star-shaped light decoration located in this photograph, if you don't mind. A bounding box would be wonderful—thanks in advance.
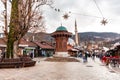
[63,13,69,20]
[101,18,108,25]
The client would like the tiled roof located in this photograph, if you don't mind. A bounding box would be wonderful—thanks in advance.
[0,38,37,47]
[0,38,53,49]
[67,44,78,51]
[19,39,37,47]
[67,44,73,50]
[34,41,54,49]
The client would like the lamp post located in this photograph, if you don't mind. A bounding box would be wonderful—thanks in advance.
[1,0,8,36]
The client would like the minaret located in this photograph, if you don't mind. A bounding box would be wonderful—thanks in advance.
[75,19,79,47]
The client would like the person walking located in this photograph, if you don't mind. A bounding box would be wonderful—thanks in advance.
[83,52,88,63]
[92,52,95,60]
[85,52,88,62]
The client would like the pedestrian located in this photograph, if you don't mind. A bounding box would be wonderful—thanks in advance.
[85,52,88,62]
[30,52,33,59]
[82,53,86,63]
[92,53,95,60]
[106,58,110,66]
[83,52,88,63]
[99,53,103,61]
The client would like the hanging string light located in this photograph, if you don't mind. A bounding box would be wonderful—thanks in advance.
[50,6,103,19]
[101,18,108,25]
[93,0,108,25]
[50,6,71,20]
[50,1,108,25]
[63,13,69,20]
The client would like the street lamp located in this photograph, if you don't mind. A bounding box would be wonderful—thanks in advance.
[1,0,8,36]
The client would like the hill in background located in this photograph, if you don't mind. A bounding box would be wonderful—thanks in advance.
[24,32,53,42]
[24,32,120,44]
[77,32,120,42]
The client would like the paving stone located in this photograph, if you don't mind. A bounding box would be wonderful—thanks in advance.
[0,58,120,80]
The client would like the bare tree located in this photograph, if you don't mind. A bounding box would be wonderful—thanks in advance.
[6,0,52,58]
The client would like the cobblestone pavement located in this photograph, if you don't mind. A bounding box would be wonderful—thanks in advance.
[0,58,120,80]
[111,67,120,72]
[107,61,120,73]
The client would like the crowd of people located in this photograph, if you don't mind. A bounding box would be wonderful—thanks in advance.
[78,51,97,63]
[77,50,120,67]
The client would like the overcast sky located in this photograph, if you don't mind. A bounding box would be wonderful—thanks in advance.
[0,0,120,34]
[42,0,120,34]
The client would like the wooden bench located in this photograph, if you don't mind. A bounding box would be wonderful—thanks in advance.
[0,57,36,68]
